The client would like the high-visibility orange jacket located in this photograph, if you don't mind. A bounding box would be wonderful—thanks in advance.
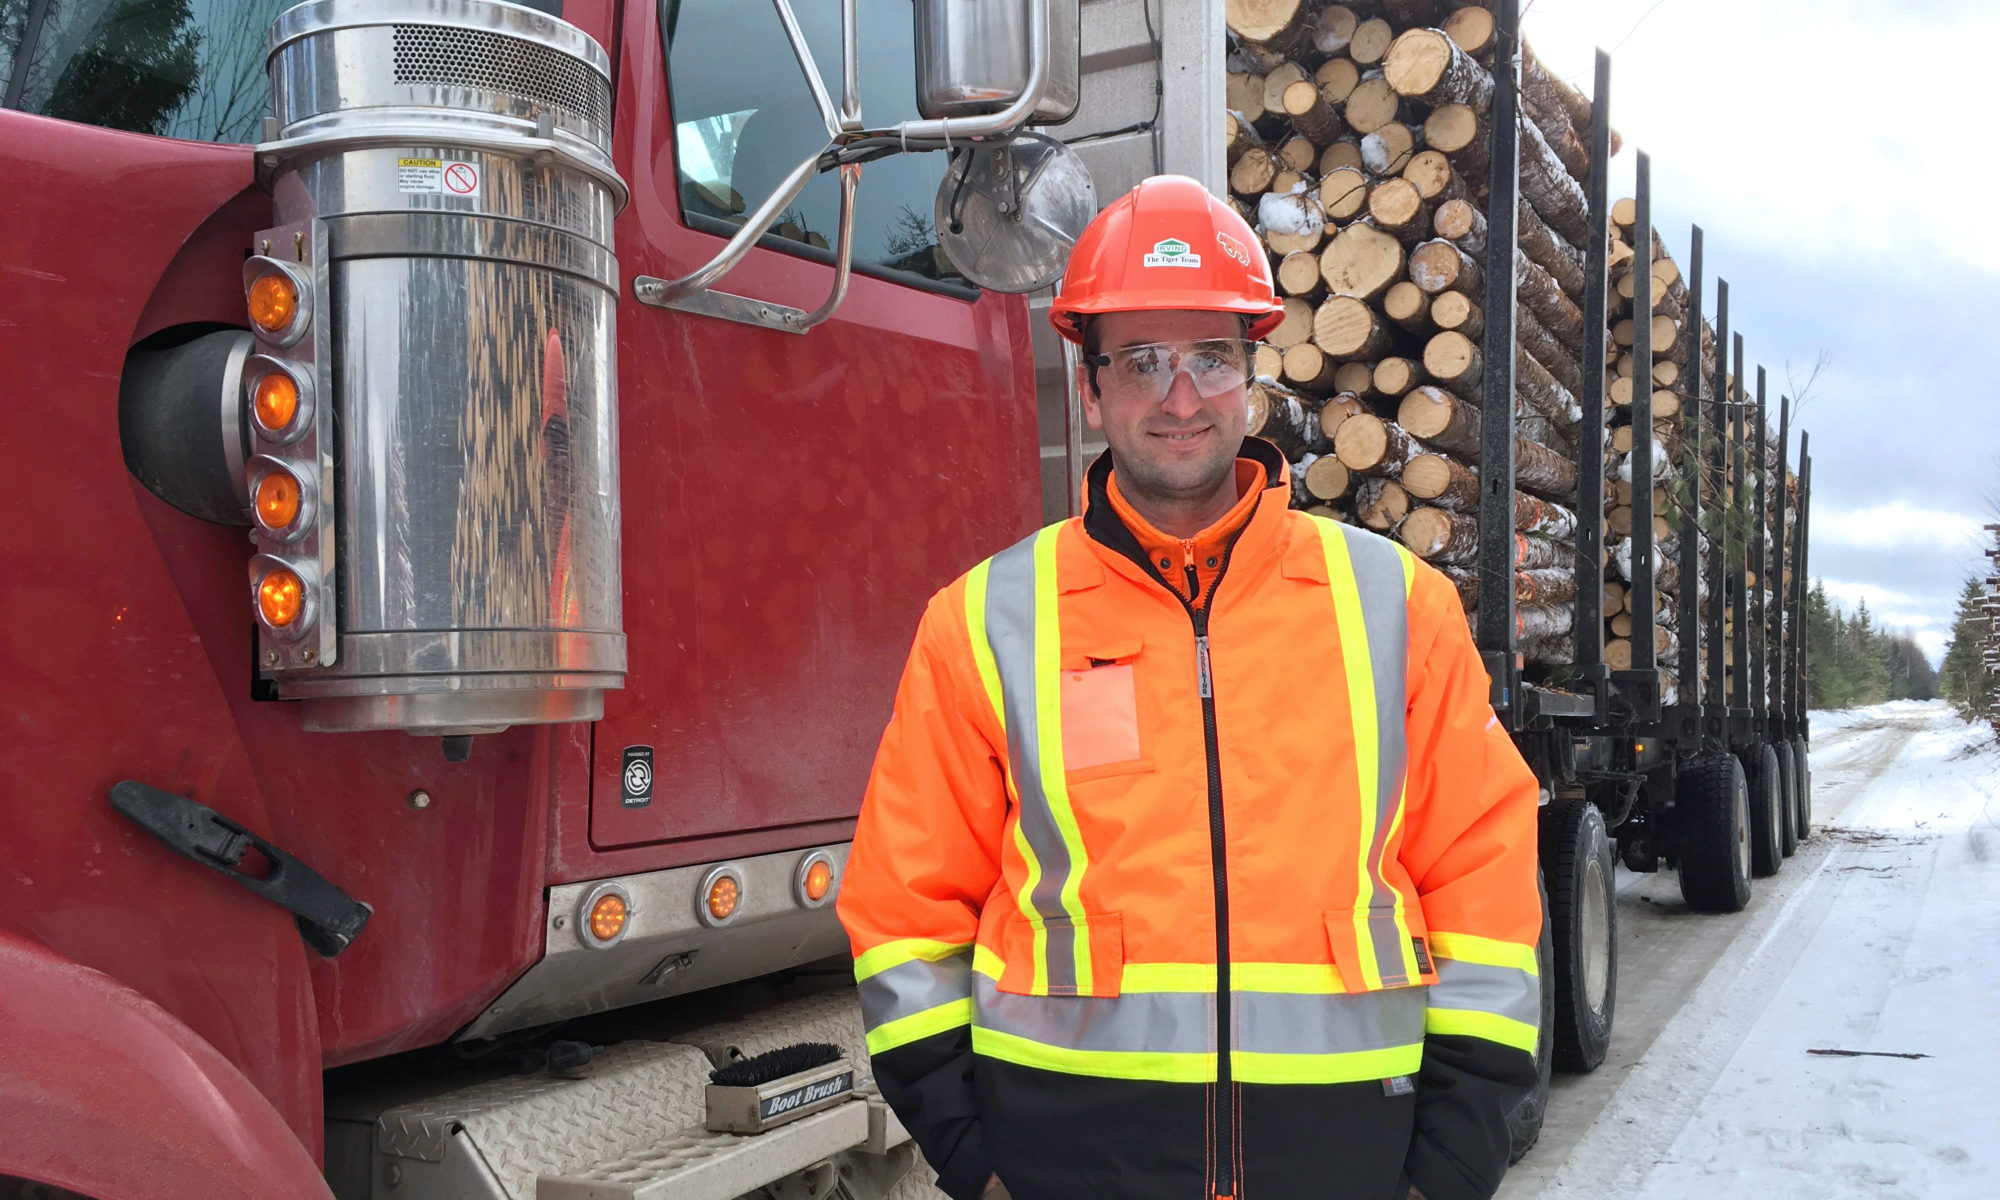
[839,440,1542,1200]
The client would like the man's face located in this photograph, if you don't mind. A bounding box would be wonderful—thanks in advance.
[1082,310,1249,508]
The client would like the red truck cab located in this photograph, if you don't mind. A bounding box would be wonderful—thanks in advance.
[0,1,1042,1194]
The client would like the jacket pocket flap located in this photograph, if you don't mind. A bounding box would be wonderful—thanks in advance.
[1324,905,1437,994]
[997,912,1124,998]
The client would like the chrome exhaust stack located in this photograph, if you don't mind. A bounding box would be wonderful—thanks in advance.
[242,0,627,735]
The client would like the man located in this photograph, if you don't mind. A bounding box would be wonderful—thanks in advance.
[838,176,1541,1200]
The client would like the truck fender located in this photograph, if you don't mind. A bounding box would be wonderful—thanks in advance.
[0,930,331,1200]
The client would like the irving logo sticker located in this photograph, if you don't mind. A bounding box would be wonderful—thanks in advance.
[1144,237,1202,268]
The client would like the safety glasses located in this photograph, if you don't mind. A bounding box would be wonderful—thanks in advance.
[1086,338,1255,403]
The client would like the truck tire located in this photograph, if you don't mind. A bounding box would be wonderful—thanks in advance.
[1792,738,1812,841]
[1506,872,1555,1164]
[1542,800,1615,1072]
[1775,740,1798,858]
[1677,754,1752,913]
[1745,743,1783,878]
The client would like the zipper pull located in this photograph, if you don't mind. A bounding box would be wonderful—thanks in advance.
[1181,538,1200,602]
[1196,634,1212,698]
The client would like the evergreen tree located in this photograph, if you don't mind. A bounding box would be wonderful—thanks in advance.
[1939,576,1995,721]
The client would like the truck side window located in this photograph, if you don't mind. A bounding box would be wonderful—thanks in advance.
[662,0,970,290]
[0,0,561,144]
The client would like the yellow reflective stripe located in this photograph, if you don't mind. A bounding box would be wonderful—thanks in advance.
[853,938,972,983]
[1118,962,1215,992]
[1235,1043,1424,1085]
[1425,1006,1540,1054]
[865,997,975,1055]
[1320,524,1386,991]
[972,1028,1424,1085]
[973,1026,1216,1083]
[1233,961,1346,993]
[1429,931,1540,976]
[1030,525,1093,992]
[972,942,1005,981]
[963,559,1005,734]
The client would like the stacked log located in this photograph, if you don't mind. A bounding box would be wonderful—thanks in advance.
[1223,1,1619,668]
[1601,198,1708,699]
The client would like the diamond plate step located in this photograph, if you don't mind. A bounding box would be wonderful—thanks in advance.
[537,1104,870,1200]
[333,988,933,1200]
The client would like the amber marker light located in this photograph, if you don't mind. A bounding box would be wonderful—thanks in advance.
[588,892,628,942]
[257,566,305,628]
[253,371,299,434]
[248,272,299,334]
[707,875,740,922]
[803,859,833,903]
[255,469,302,531]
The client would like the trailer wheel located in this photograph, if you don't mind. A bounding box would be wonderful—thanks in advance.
[1543,800,1615,1072]
[1775,741,1799,858]
[1506,872,1556,1164]
[1677,754,1752,913]
[1792,739,1812,841]
[1746,744,1783,878]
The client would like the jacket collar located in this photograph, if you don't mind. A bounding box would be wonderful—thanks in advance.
[1079,437,1293,596]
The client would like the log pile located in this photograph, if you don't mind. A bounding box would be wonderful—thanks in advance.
[1599,198,1723,702]
[1226,0,1616,668]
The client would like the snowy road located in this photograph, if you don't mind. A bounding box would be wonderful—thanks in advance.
[1498,701,2000,1199]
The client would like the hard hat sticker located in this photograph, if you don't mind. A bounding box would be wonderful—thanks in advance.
[1144,238,1203,268]
[1214,231,1251,267]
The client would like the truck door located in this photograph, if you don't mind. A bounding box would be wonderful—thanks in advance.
[590,0,1039,854]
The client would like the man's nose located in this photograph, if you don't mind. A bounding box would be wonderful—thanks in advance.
[1160,371,1205,419]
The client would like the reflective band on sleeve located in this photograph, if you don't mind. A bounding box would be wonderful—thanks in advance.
[1428,930,1540,976]
[866,998,976,1055]
[859,951,975,1030]
[1423,1007,1540,1054]
[963,559,1005,735]
[1429,958,1541,1028]
[853,937,974,983]
[1314,519,1417,990]
[983,526,1095,995]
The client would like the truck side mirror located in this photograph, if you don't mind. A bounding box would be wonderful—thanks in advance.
[913,0,1081,125]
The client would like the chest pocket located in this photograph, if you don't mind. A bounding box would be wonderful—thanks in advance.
[1059,636,1151,781]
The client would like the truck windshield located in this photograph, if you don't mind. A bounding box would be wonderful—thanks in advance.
[0,0,561,144]
[662,0,971,291]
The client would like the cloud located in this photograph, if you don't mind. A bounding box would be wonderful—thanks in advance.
[1811,500,1990,552]
[1525,0,2000,279]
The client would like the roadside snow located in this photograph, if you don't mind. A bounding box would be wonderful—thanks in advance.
[1535,702,2000,1199]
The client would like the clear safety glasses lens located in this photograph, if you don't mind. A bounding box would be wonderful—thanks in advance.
[1095,339,1254,402]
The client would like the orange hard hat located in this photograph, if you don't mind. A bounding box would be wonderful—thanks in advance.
[1049,174,1283,344]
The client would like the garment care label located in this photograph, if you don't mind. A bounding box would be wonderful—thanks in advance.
[397,157,482,197]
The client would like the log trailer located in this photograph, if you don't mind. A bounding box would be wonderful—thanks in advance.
[0,0,1814,1195]
[1111,0,1823,1155]
[1461,26,1818,1151]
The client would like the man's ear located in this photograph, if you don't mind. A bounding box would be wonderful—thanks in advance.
[1076,359,1105,431]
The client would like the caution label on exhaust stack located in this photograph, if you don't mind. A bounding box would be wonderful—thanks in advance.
[397,157,481,198]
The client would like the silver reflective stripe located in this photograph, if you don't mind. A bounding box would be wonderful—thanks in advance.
[972,976,1425,1056]
[858,953,974,1032]
[1338,524,1414,987]
[1430,958,1541,1028]
[1236,988,1428,1055]
[983,529,1077,992]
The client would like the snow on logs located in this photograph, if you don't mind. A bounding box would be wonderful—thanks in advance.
[1223,3,1621,665]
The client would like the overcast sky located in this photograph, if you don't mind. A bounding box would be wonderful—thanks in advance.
[1521,0,2000,661]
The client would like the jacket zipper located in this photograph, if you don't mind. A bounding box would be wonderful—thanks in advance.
[1179,533,1239,1199]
